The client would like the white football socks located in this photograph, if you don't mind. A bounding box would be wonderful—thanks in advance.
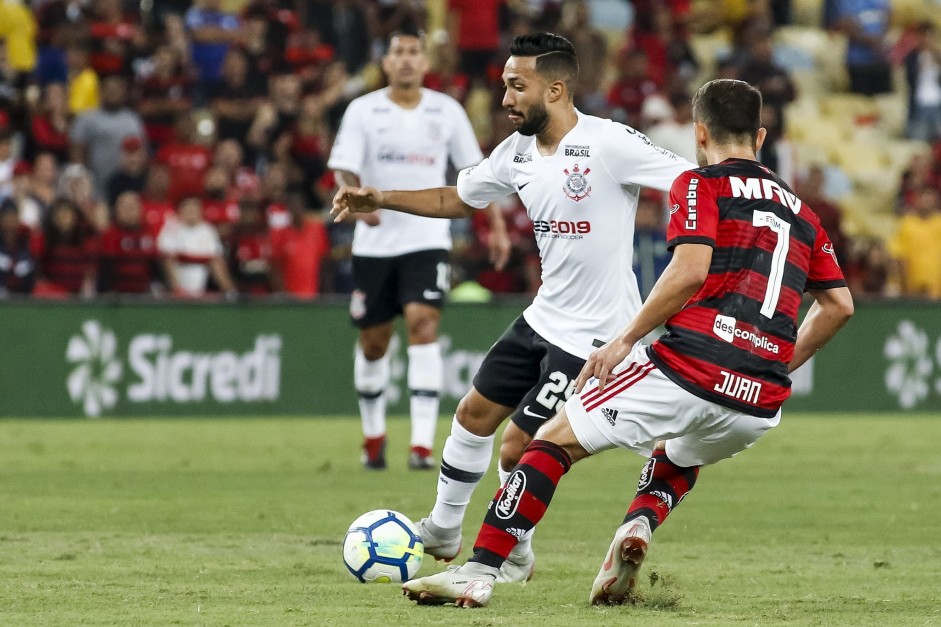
[354,344,389,439]
[407,342,442,451]
[430,416,494,530]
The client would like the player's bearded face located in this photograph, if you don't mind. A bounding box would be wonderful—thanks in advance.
[512,100,550,136]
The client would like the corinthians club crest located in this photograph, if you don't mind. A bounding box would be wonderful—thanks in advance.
[563,164,591,201]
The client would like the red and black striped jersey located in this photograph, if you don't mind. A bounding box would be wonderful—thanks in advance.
[648,159,846,417]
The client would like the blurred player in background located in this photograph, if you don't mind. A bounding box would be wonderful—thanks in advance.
[328,28,510,472]
[333,32,695,582]
[400,79,854,608]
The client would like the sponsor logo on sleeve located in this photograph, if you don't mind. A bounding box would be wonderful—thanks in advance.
[685,178,699,230]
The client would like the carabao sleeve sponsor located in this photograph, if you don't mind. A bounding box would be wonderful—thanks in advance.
[603,122,696,191]
[666,170,718,250]
[327,99,367,175]
[805,219,846,290]
[456,138,515,209]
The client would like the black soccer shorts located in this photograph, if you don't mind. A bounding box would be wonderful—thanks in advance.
[350,249,450,329]
[473,315,587,436]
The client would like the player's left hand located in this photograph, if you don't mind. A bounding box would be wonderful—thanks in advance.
[489,230,511,271]
[331,185,383,223]
[574,338,633,394]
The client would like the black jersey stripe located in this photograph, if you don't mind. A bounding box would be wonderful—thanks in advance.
[709,247,810,294]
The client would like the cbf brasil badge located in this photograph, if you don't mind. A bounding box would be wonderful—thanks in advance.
[563,164,591,201]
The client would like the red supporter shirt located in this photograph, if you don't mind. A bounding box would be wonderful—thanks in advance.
[154,143,212,203]
[649,159,846,417]
[99,225,159,293]
[270,218,329,298]
[31,231,99,294]
[448,0,501,50]
[140,198,177,236]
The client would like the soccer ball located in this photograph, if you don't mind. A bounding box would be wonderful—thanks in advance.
[343,509,424,583]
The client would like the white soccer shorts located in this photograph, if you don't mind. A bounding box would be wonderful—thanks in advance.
[565,344,781,468]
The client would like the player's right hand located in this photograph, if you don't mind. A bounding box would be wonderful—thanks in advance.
[331,186,384,223]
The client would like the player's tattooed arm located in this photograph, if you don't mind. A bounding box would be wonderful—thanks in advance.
[331,186,475,222]
[789,287,854,372]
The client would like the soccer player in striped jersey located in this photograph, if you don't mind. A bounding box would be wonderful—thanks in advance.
[401,79,854,607]
[332,32,696,584]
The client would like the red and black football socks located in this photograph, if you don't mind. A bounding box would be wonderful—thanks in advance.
[624,448,699,531]
[469,440,572,569]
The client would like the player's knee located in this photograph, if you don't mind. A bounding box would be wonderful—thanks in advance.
[455,393,502,437]
[406,316,438,345]
[360,340,388,361]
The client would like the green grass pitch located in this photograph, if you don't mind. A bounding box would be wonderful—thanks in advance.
[0,415,939,626]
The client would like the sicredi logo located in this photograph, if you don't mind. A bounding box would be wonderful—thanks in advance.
[65,320,282,417]
[712,314,780,354]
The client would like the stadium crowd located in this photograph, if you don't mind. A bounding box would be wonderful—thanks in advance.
[0,0,940,301]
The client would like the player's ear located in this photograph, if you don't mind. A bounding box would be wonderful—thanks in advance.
[547,79,565,104]
[754,127,768,153]
[694,121,709,149]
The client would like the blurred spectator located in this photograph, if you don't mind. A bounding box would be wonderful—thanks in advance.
[30,152,59,212]
[58,163,109,231]
[106,135,148,207]
[632,192,670,299]
[66,41,99,115]
[184,0,241,86]
[7,161,43,230]
[158,195,235,297]
[797,164,850,266]
[0,199,35,296]
[31,197,97,297]
[424,36,471,106]
[630,4,698,90]
[847,237,890,297]
[304,0,370,75]
[69,74,145,196]
[560,0,608,114]
[87,0,142,77]
[247,73,301,161]
[228,197,272,294]
[889,187,941,299]
[448,0,501,84]
[279,93,330,209]
[260,162,290,229]
[200,165,240,241]
[0,128,15,199]
[644,93,697,163]
[209,48,264,146]
[607,48,659,126]
[903,22,941,143]
[241,4,283,86]
[98,190,160,294]
[739,34,796,172]
[269,194,330,298]
[140,164,177,237]
[826,0,892,95]
[27,82,71,162]
[0,0,38,87]
[898,153,940,210]
[154,113,212,204]
[137,46,193,146]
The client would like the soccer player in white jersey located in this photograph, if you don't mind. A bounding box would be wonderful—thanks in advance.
[332,32,695,582]
[328,29,510,472]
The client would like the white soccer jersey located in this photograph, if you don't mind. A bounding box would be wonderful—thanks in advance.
[328,88,484,257]
[157,219,223,295]
[457,112,695,359]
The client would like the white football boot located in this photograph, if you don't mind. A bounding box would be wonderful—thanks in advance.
[417,517,462,562]
[588,516,652,605]
[495,539,535,584]
[402,563,497,607]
